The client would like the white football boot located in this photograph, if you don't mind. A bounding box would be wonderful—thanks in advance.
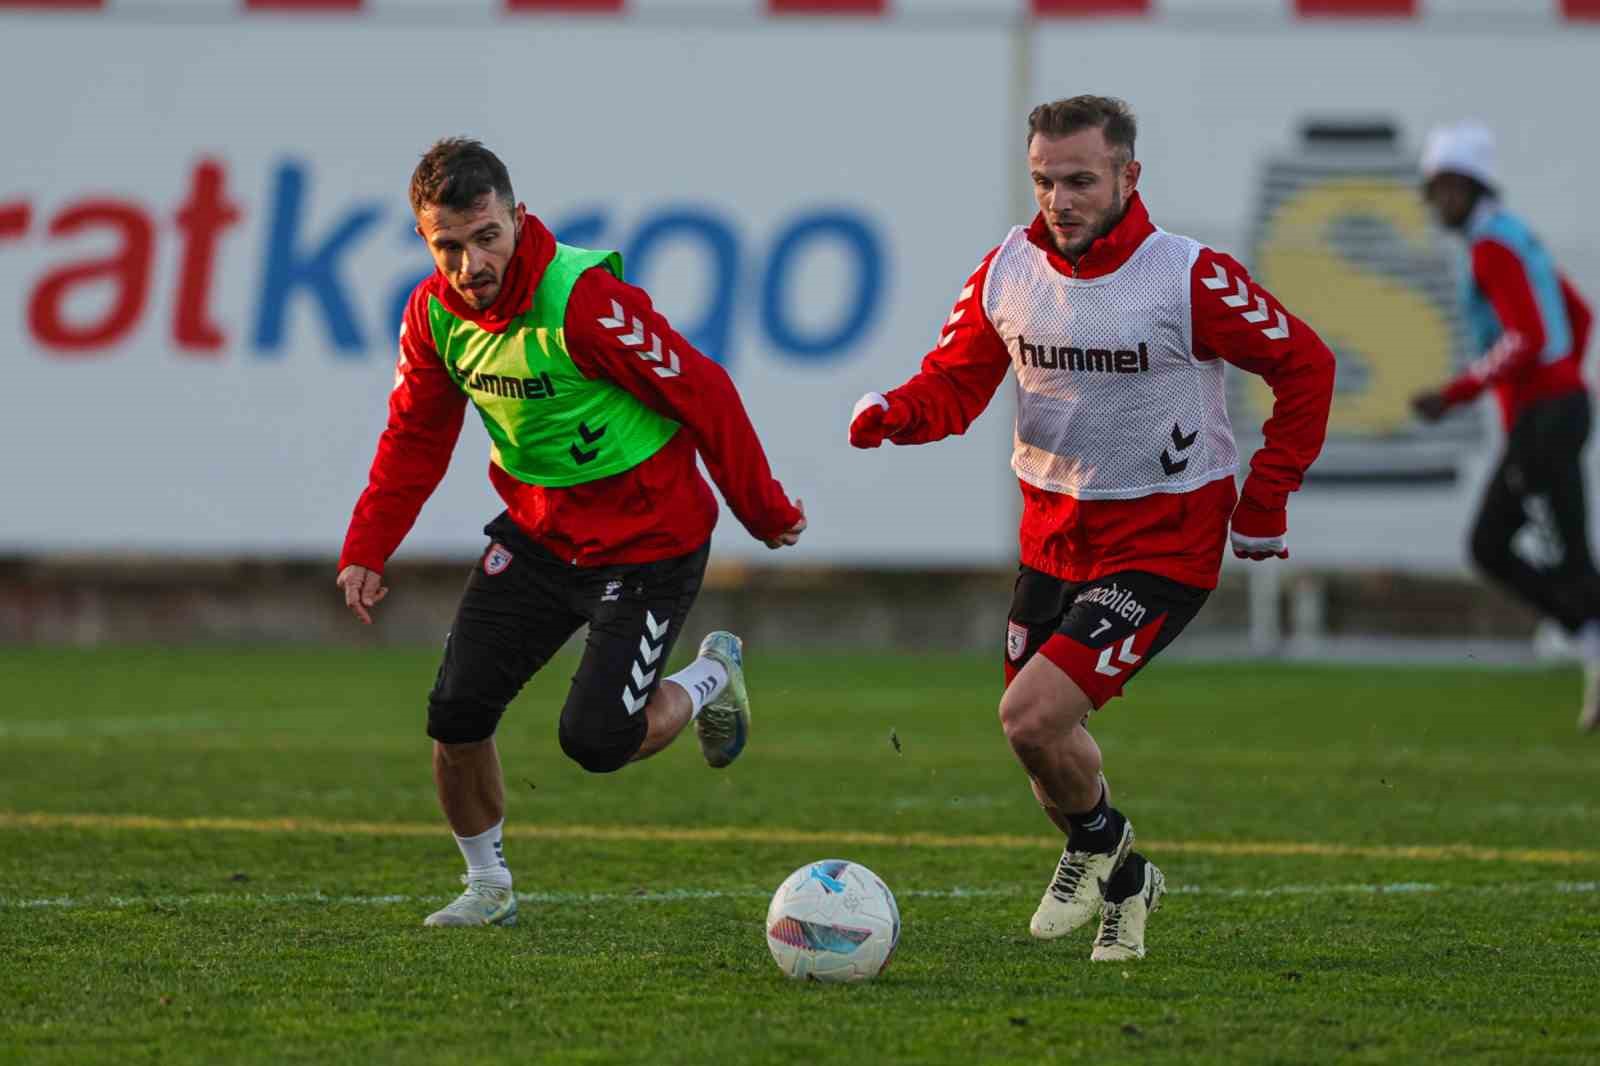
[423,877,518,927]
[1091,858,1166,961]
[1029,818,1135,940]
[1578,622,1600,734]
[694,631,750,768]
[1580,666,1600,734]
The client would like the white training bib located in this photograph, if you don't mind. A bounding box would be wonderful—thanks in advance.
[984,226,1238,500]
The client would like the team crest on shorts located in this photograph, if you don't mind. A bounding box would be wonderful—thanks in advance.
[483,543,513,576]
[1006,621,1028,662]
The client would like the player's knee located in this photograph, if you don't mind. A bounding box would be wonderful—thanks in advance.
[433,736,493,766]
[997,688,1058,757]
[557,714,643,774]
[427,699,503,746]
[1000,671,1092,753]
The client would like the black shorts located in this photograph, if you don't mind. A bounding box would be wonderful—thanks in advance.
[1004,567,1210,709]
[427,513,709,772]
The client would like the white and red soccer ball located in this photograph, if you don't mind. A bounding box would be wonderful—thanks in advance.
[765,860,900,983]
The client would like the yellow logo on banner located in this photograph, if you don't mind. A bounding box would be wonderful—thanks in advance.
[1251,177,1455,436]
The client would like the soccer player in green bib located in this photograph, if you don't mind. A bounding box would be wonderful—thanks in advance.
[337,139,806,928]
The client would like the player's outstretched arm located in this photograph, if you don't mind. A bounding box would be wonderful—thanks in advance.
[850,249,1011,450]
[1190,248,1336,562]
[1416,240,1574,422]
[336,300,469,621]
[563,268,804,548]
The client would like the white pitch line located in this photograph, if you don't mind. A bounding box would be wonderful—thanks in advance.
[4,881,1597,912]
[6,812,1597,866]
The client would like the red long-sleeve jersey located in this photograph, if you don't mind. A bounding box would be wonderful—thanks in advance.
[339,215,801,573]
[1439,232,1592,429]
[878,194,1335,589]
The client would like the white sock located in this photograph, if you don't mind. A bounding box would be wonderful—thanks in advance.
[1579,621,1600,665]
[668,657,729,719]
[454,819,512,888]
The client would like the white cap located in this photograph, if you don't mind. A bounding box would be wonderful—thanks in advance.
[1420,121,1499,189]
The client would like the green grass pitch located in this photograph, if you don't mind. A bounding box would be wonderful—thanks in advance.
[2,646,1597,1064]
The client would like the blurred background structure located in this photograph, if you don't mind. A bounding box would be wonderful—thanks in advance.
[2,0,1596,657]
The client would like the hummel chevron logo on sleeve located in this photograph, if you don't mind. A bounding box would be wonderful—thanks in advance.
[936,279,980,351]
[597,300,682,378]
[1200,262,1290,341]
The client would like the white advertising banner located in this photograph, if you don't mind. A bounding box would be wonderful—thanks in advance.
[0,21,1019,564]
[5,15,1594,574]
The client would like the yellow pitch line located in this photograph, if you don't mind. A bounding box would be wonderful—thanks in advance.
[1,811,1595,866]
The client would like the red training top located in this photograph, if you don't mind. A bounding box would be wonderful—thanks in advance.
[877,193,1336,589]
[1439,235,1592,429]
[339,214,802,572]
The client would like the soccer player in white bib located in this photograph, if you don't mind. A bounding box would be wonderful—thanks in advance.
[849,97,1336,960]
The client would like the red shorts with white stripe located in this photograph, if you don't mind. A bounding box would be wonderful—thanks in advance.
[1003,567,1210,709]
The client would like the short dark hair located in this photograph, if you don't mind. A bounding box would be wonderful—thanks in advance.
[1026,96,1137,165]
[409,137,515,217]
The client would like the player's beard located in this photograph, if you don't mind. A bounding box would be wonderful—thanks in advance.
[1072,184,1124,259]
[460,272,499,309]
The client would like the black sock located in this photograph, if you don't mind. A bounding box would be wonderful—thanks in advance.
[1065,787,1124,854]
[1103,852,1148,903]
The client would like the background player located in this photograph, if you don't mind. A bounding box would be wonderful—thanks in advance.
[849,96,1336,960]
[1409,122,1598,733]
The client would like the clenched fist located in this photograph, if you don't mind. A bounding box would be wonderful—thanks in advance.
[849,392,908,448]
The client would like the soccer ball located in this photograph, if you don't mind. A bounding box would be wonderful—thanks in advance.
[765,859,900,983]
